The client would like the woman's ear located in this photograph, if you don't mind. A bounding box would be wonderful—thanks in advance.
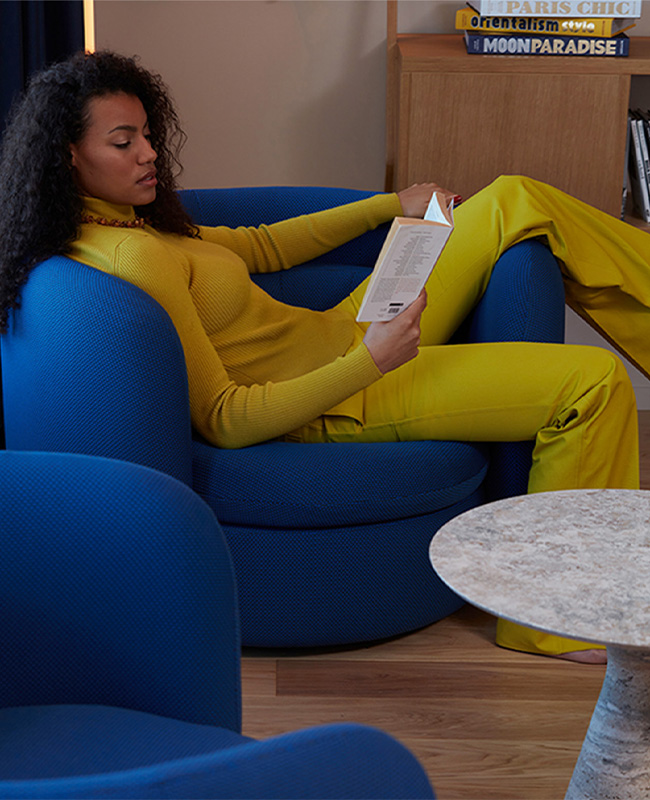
[69,144,78,168]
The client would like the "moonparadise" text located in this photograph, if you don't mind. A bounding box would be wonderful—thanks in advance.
[483,35,622,53]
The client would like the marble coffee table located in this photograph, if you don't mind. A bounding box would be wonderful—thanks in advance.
[428,488,650,800]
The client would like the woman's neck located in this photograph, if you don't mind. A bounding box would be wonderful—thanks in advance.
[81,196,146,228]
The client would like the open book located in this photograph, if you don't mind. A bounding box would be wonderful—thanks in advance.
[356,192,455,322]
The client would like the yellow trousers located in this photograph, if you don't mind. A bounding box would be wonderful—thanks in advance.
[293,175,647,656]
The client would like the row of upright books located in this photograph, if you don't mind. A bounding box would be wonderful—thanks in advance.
[457,1,642,57]
[627,110,650,222]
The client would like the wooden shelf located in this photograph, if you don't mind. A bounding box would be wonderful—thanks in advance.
[397,33,650,75]
[386,32,650,217]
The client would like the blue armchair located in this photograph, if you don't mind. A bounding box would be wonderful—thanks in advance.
[0,449,435,799]
[1,186,565,647]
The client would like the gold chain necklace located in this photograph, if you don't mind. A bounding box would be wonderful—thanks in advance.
[81,214,146,229]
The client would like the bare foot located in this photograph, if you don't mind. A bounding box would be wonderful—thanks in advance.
[551,649,607,664]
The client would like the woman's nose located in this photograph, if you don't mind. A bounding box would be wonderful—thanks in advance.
[139,137,157,163]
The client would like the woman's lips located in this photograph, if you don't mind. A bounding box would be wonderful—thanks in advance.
[137,172,157,186]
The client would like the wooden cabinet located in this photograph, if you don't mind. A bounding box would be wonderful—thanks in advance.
[386,32,650,218]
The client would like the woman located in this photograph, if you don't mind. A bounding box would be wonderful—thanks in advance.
[0,50,646,661]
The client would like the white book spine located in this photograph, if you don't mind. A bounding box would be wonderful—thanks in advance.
[631,118,650,223]
[469,1,642,17]
[637,118,650,213]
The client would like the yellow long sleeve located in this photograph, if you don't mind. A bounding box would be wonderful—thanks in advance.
[198,196,403,273]
[69,193,401,448]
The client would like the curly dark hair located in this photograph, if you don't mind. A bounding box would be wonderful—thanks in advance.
[0,49,198,332]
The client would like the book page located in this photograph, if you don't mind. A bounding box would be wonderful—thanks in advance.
[356,193,454,322]
[424,191,451,224]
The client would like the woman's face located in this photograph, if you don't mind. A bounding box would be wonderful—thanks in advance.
[69,92,158,206]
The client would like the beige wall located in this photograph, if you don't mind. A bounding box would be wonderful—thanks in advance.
[94,0,394,191]
[93,0,650,191]
[91,1,505,190]
[93,0,650,407]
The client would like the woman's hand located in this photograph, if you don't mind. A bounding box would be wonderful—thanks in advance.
[363,289,427,374]
[397,182,459,218]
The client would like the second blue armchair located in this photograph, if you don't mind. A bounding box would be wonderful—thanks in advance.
[0,450,435,799]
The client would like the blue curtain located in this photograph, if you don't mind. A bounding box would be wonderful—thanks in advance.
[0,0,84,128]
[0,0,84,449]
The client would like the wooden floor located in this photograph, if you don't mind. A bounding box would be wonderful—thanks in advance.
[240,410,650,800]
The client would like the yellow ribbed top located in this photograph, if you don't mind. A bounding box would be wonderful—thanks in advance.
[69,193,402,447]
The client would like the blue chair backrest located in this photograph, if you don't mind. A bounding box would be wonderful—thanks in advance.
[1,256,194,484]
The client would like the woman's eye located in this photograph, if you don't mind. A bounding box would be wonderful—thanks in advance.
[114,141,131,149]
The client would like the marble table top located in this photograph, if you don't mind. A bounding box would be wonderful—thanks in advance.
[429,489,650,648]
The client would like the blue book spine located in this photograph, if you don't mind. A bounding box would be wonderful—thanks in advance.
[464,30,630,55]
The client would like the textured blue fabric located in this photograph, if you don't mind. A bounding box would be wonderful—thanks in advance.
[179,186,390,268]
[0,451,435,799]
[1,257,193,485]
[468,239,566,501]
[1,186,566,648]
[0,450,240,730]
[251,264,372,310]
[192,438,487,526]
[223,489,482,647]
[0,712,435,798]
[468,239,565,344]
[0,706,252,779]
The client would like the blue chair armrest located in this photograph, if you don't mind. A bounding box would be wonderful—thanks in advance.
[467,238,566,500]
[160,723,436,800]
[468,238,565,345]
[0,718,435,799]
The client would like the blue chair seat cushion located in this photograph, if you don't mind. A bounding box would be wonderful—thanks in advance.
[192,438,489,527]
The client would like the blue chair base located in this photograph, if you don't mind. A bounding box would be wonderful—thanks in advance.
[193,438,487,646]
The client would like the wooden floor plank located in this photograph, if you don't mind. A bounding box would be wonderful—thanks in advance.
[240,659,276,697]
[241,697,595,741]
[275,659,605,701]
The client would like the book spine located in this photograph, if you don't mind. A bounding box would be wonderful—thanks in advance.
[629,116,650,223]
[636,114,650,222]
[456,9,627,36]
[621,117,630,219]
[469,1,642,17]
[464,31,630,55]
[636,118,650,211]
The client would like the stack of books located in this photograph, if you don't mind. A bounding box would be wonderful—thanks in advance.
[457,1,641,57]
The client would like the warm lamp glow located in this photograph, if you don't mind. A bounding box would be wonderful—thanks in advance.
[83,0,95,52]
